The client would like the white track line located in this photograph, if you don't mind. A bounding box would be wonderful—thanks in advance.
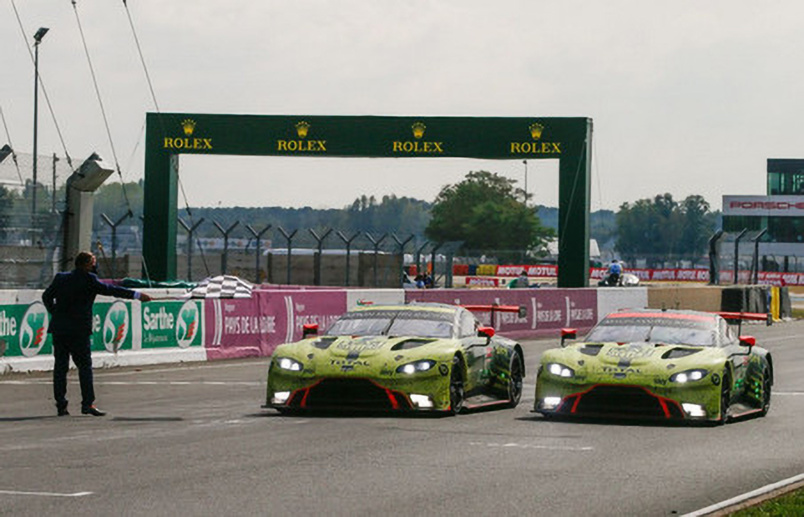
[0,490,93,498]
[683,472,804,516]
[469,441,593,452]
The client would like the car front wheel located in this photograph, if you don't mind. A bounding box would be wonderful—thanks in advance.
[718,371,731,425]
[506,352,523,408]
[760,367,772,417]
[449,355,465,415]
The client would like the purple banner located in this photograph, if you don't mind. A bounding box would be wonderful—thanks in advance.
[257,290,346,346]
[406,288,598,339]
[204,290,347,360]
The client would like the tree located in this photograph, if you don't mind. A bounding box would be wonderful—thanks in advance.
[615,193,715,266]
[679,195,713,256]
[425,170,554,253]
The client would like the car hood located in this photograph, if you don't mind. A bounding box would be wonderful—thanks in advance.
[275,334,455,360]
[543,341,727,376]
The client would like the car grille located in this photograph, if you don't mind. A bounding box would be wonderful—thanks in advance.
[559,385,684,419]
[289,379,412,410]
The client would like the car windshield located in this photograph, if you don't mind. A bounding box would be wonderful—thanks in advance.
[387,318,452,338]
[327,317,391,337]
[326,309,454,339]
[586,314,718,346]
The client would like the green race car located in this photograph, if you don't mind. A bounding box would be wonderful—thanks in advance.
[265,303,525,414]
[534,309,773,423]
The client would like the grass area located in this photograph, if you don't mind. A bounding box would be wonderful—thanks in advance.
[731,486,804,516]
[790,307,804,320]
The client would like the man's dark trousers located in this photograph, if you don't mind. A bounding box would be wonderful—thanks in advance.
[53,333,94,411]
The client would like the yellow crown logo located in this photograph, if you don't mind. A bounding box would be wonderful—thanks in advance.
[411,122,426,139]
[529,122,544,140]
[295,121,310,139]
[181,119,196,136]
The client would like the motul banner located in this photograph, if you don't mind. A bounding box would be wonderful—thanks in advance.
[475,265,804,285]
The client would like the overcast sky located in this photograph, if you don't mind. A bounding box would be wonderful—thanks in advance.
[2,1,803,212]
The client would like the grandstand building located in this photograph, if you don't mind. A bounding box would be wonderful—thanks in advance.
[723,159,804,270]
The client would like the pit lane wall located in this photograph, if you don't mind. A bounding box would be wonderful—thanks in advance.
[0,287,648,373]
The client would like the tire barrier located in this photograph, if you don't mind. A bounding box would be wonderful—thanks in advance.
[721,286,770,314]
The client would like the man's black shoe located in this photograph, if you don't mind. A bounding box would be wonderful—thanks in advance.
[57,407,69,416]
[81,406,106,417]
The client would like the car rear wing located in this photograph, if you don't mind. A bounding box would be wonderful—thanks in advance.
[716,311,771,325]
[716,311,772,337]
[462,304,527,329]
[462,304,527,317]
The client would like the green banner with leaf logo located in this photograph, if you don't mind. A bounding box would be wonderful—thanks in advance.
[0,302,52,358]
[141,300,203,349]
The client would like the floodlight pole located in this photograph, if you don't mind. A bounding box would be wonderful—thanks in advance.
[32,27,49,227]
[51,153,59,213]
[522,160,528,202]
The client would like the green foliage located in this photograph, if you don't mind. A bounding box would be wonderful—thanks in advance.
[731,486,804,516]
[93,181,144,228]
[615,193,717,264]
[425,170,554,252]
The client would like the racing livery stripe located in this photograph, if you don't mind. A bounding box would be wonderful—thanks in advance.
[607,312,714,322]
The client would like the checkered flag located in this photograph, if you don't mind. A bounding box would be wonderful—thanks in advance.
[184,275,253,299]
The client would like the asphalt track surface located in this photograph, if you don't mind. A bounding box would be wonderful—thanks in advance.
[2,321,804,516]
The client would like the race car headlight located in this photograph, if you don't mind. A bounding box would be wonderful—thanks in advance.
[541,397,562,409]
[276,357,304,372]
[396,360,437,375]
[546,362,575,378]
[670,369,708,383]
[409,394,434,408]
[682,403,707,417]
[272,391,291,404]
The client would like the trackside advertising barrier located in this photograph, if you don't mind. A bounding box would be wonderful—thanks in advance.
[406,288,599,339]
[203,289,406,360]
[2,286,645,373]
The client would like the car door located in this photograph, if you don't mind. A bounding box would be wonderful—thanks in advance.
[721,319,749,402]
[457,309,492,396]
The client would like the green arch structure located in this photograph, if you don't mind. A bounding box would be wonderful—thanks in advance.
[143,113,592,287]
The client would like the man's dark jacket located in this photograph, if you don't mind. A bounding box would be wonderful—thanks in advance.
[42,270,136,336]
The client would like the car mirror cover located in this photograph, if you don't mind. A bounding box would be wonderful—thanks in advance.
[478,326,495,338]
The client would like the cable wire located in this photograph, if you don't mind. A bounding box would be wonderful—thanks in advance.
[122,0,201,283]
[123,0,194,219]
[0,104,24,185]
[71,0,133,215]
[10,0,74,170]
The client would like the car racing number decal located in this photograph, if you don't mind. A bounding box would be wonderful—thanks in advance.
[605,344,657,360]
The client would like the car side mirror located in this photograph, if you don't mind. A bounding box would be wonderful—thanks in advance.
[478,326,495,339]
[739,335,755,348]
[303,324,319,338]
[561,328,577,348]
